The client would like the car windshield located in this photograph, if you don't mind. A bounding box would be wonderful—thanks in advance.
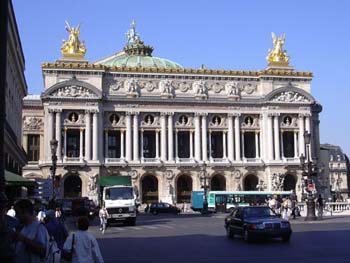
[105,187,134,200]
[244,207,277,218]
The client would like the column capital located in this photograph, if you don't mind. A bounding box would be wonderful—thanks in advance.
[64,127,68,131]
[298,113,309,118]
[80,127,85,132]
[166,112,174,116]
[160,112,168,117]
[200,112,208,117]
[48,108,56,114]
[125,111,133,116]
[232,113,241,117]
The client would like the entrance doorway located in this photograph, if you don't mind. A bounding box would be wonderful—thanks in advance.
[64,175,82,198]
[243,174,259,191]
[177,175,192,203]
[211,174,226,191]
[283,174,297,191]
[141,175,158,203]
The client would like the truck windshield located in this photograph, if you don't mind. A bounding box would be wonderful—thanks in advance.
[105,187,133,200]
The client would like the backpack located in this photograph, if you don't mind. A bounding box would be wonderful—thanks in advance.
[44,236,61,263]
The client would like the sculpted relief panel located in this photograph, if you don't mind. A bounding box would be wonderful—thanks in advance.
[23,117,43,131]
[271,91,310,103]
[51,85,97,98]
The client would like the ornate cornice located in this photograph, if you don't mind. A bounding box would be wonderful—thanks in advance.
[41,62,313,78]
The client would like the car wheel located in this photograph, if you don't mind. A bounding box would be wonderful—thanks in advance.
[244,228,252,242]
[226,226,234,239]
[282,234,291,243]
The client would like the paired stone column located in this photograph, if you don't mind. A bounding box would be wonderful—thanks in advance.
[120,129,125,159]
[234,114,241,161]
[298,114,305,157]
[22,134,28,154]
[156,129,160,159]
[92,111,99,161]
[55,110,62,161]
[85,111,91,161]
[133,113,139,161]
[259,115,264,160]
[267,114,274,161]
[125,113,132,161]
[190,130,194,159]
[208,130,212,160]
[294,131,298,158]
[241,131,245,158]
[273,114,280,160]
[227,114,234,161]
[255,131,259,158]
[105,130,109,159]
[194,113,201,161]
[201,114,208,162]
[160,113,167,161]
[175,129,178,160]
[47,109,54,161]
[63,127,67,159]
[223,131,227,159]
[140,129,144,159]
[168,113,174,162]
[79,127,84,160]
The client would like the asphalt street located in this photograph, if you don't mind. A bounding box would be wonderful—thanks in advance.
[67,214,350,263]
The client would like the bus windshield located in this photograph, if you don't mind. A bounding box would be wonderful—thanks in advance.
[105,187,133,200]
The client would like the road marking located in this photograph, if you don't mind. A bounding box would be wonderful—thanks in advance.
[157,225,174,229]
[143,226,158,229]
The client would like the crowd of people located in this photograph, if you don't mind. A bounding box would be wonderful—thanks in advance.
[0,198,104,263]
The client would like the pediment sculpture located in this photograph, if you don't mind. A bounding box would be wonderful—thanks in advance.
[159,79,174,98]
[23,117,43,130]
[50,85,97,98]
[193,80,207,99]
[125,78,140,97]
[271,91,310,103]
[225,81,241,99]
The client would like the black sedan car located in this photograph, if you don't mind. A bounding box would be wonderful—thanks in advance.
[150,202,181,215]
[224,206,292,242]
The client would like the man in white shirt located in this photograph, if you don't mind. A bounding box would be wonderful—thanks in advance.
[7,205,16,217]
[63,216,104,263]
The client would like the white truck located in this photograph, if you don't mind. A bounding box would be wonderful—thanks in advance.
[102,185,137,226]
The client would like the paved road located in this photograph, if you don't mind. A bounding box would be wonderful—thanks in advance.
[68,214,350,263]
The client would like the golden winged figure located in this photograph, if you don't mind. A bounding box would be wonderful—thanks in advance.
[266,32,289,66]
[61,21,86,58]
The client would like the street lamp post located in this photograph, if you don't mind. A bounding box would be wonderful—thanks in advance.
[200,162,210,214]
[50,139,58,207]
[300,132,317,221]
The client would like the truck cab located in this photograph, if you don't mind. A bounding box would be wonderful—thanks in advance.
[103,185,136,226]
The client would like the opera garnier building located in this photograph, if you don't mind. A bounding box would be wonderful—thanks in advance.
[22,21,322,205]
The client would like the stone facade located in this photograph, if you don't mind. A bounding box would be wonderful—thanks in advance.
[320,144,350,201]
[22,25,323,205]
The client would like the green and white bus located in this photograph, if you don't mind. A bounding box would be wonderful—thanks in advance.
[207,191,293,212]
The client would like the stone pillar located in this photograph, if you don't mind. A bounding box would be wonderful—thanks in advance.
[202,114,208,162]
[190,130,194,159]
[85,111,91,161]
[267,114,274,161]
[120,129,125,159]
[234,114,241,161]
[80,127,84,160]
[273,115,280,160]
[305,115,312,160]
[168,114,174,162]
[92,111,99,161]
[161,113,167,161]
[63,127,67,160]
[194,113,201,161]
[294,131,298,158]
[156,129,159,159]
[298,115,305,157]
[47,109,54,161]
[227,114,234,161]
[223,131,227,159]
[280,131,284,158]
[105,130,108,159]
[140,129,143,159]
[55,110,62,161]
[208,130,212,160]
[133,113,139,161]
[241,131,245,159]
[259,115,264,160]
[22,134,28,154]
[175,130,178,160]
[255,131,259,158]
[125,113,132,161]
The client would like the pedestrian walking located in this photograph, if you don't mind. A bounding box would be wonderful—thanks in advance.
[317,194,324,219]
[13,199,49,263]
[98,206,108,234]
[63,216,104,263]
[44,210,68,250]
[37,206,47,223]
[291,198,298,219]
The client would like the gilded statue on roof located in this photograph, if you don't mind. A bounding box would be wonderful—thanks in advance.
[61,21,86,59]
[266,32,289,66]
[126,20,140,45]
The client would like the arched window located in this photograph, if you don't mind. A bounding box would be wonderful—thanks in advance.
[141,175,158,203]
[211,174,226,191]
[283,174,297,191]
[64,175,82,198]
[243,174,258,191]
[177,175,192,203]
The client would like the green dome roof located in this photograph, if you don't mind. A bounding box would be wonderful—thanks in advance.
[98,52,183,69]
[94,21,183,69]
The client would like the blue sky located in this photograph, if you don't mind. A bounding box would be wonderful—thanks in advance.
[13,0,350,154]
